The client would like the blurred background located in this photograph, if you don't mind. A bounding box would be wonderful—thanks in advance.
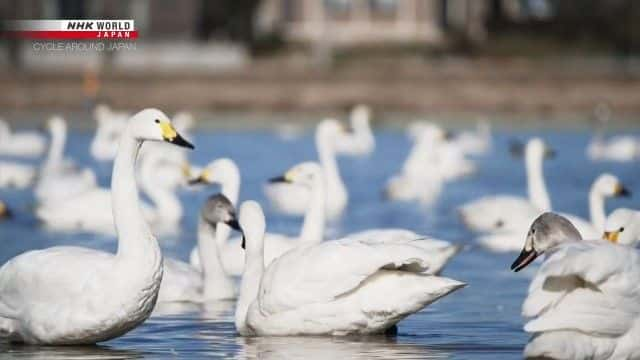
[0,0,639,127]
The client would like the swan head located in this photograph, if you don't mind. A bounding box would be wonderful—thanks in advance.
[129,108,194,149]
[603,208,640,246]
[0,200,12,219]
[316,118,349,142]
[201,193,241,231]
[592,173,630,198]
[511,212,582,272]
[189,158,239,187]
[238,200,265,251]
[351,104,371,128]
[173,111,194,133]
[268,162,322,189]
[525,138,555,160]
[94,104,111,122]
[47,116,67,135]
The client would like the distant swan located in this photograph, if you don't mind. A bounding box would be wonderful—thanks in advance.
[234,200,466,336]
[0,117,46,157]
[0,161,36,189]
[0,108,194,344]
[90,104,128,162]
[333,104,375,156]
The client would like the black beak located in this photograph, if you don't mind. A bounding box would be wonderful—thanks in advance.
[188,176,206,186]
[241,235,246,250]
[509,140,524,157]
[167,133,195,149]
[545,149,556,159]
[511,248,539,272]
[443,130,454,140]
[226,218,242,232]
[0,208,13,219]
[619,186,631,197]
[268,175,287,183]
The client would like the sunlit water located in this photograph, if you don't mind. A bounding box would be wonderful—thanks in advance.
[0,127,638,359]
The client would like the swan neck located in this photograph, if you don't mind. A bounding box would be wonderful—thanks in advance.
[198,217,234,299]
[113,133,159,263]
[235,237,264,334]
[316,132,345,200]
[44,126,66,172]
[526,152,550,211]
[299,173,325,244]
[589,187,606,231]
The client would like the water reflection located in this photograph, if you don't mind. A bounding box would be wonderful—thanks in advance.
[0,343,145,359]
[235,336,450,359]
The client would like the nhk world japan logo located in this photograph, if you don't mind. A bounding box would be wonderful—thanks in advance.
[3,20,137,40]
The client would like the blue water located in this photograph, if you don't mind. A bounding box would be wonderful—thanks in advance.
[0,127,638,359]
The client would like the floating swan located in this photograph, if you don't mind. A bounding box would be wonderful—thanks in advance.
[333,104,375,156]
[511,212,640,359]
[35,116,97,204]
[36,148,186,235]
[459,137,553,234]
[90,104,128,162]
[264,119,351,220]
[603,208,640,246]
[586,104,638,162]
[451,119,491,156]
[0,161,36,189]
[0,118,47,157]
[561,173,630,239]
[0,108,194,345]
[158,194,241,303]
[186,158,240,268]
[234,200,466,336]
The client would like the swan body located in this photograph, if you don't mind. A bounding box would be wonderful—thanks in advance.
[234,201,466,336]
[0,118,47,157]
[459,138,552,234]
[511,213,640,360]
[35,116,97,204]
[0,161,36,189]
[264,119,351,220]
[384,172,443,205]
[158,194,240,303]
[90,104,128,162]
[333,105,375,156]
[587,134,638,162]
[0,108,193,344]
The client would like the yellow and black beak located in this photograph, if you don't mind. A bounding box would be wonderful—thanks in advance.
[603,231,619,243]
[0,201,12,219]
[160,121,194,149]
[614,184,631,197]
[188,169,211,186]
[268,171,293,184]
[544,147,556,159]
[443,130,454,141]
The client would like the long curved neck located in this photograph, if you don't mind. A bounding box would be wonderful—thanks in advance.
[113,132,159,263]
[316,132,346,203]
[44,127,66,172]
[589,187,606,231]
[526,152,550,211]
[198,217,235,300]
[299,173,325,244]
[235,234,264,335]
[217,174,240,246]
[140,156,182,223]
[0,120,10,139]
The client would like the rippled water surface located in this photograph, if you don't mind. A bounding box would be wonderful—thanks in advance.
[1,127,638,359]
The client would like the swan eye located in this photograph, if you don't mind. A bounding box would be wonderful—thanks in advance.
[154,119,160,124]
[620,227,625,232]
[531,229,536,235]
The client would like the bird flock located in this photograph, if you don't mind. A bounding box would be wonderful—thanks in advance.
[0,105,638,359]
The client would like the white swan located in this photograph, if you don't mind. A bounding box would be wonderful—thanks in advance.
[186,158,240,268]
[603,208,640,246]
[158,194,241,303]
[0,108,194,345]
[459,137,553,234]
[511,212,640,359]
[0,161,36,189]
[35,116,97,204]
[234,200,466,336]
[586,104,638,162]
[561,173,630,239]
[90,104,128,162]
[36,149,186,235]
[0,118,47,157]
[264,119,350,220]
[451,119,491,156]
[333,104,375,156]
